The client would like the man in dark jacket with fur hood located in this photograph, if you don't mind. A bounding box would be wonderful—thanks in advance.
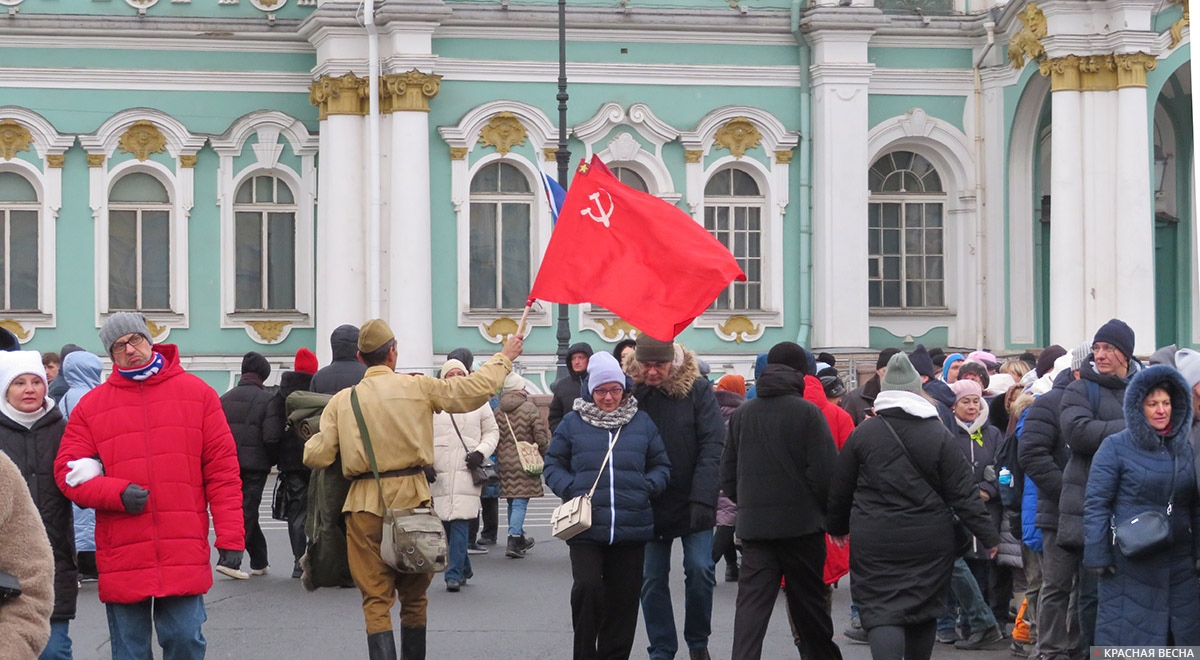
[720,342,842,660]
[220,351,285,577]
[311,324,367,396]
[626,335,725,660]
[548,341,594,432]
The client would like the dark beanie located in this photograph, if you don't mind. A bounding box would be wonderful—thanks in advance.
[876,347,901,371]
[241,351,271,380]
[60,343,85,359]
[635,334,674,363]
[816,352,837,369]
[1036,345,1067,378]
[929,347,946,368]
[1093,318,1135,360]
[447,347,474,373]
[908,344,936,379]
[767,341,809,374]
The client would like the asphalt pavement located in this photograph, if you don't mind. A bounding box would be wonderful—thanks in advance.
[67,493,1019,659]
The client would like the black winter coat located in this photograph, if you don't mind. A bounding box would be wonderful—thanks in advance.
[841,375,880,426]
[310,325,366,395]
[0,407,77,620]
[548,342,594,433]
[950,413,1004,559]
[269,370,313,473]
[1058,358,1140,550]
[221,375,284,473]
[827,406,1000,629]
[713,389,745,423]
[628,351,726,539]
[544,409,671,545]
[1018,368,1074,531]
[720,365,837,540]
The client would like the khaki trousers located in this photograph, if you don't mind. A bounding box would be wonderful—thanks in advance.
[345,511,435,634]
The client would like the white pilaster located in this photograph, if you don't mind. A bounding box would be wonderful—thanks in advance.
[805,14,881,349]
[1048,87,1086,348]
[1114,84,1156,352]
[387,109,434,370]
[315,114,368,365]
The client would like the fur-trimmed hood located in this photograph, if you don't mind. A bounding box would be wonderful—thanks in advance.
[1122,364,1194,452]
[624,344,701,400]
[1009,391,1037,424]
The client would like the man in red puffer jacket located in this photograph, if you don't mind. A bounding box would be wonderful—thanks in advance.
[54,312,244,660]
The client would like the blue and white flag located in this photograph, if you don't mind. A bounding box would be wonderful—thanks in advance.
[538,169,567,223]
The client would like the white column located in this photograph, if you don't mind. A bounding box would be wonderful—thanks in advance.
[315,114,368,365]
[808,27,876,349]
[1113,82,1156,353]
[1080,89,1119,329]
[387,108,435,371]
[1048,85,1086,348]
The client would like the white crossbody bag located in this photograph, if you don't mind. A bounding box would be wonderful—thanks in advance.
[550,427,622,541]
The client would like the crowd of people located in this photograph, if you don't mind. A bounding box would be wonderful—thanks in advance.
[4,313,1200,660]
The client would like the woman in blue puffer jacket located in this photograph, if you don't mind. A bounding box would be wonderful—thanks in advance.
[545,351,671,660]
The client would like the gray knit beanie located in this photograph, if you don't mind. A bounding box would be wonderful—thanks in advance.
[880,353,924,395]
[100,312,152,355]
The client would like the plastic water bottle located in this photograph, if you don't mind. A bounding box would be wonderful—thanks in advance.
[998,467,1012,487]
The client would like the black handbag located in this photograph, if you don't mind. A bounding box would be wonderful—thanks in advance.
[879,417,973,557]
[450,415,499,487]
[1112,453,1175,559]
[271,473,287,521]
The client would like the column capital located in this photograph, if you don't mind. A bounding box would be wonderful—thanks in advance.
[1039,52,1157,91]
[1113,52,1158,88]
[382,69,442,113]
[309,73,369,120]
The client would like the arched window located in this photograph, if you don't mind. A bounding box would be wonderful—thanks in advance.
[469,162,533,310]
[0,172,39,311]
[108,172,171,311]
[234,173,297,311]
[612,166,649,193]
[868,151,945,309]
[704,167,763,310]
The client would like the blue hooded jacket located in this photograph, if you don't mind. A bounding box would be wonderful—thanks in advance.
[746,353,769,400]
[60,351,103,420]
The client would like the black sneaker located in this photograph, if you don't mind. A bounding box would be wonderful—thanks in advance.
[843,628,868,644]
[478,536,497,546]
[445,578,461,592]
[955,626,1005,650]
[466,542,488,555]
[935,628,959,644]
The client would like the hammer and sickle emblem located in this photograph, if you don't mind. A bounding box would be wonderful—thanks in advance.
[580,189,615,228]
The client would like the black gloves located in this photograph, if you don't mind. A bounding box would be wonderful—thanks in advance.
[121,484,149,514]
[218,549,243,570]
[422,466,438,484]
[690,503,716,531]
[465,451,485,470]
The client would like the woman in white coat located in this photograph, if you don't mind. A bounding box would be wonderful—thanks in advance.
[430,359,500,592]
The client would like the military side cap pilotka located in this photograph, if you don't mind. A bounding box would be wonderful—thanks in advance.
[635,334,674,363]
[357,319,395,353]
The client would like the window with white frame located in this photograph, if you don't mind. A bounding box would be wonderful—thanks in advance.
[234,173,297,311]
[0,172,39,312]
[108,172,172,311]
[612,166,649,193]
[704,167,762,311]
[868,151,946,309]
[469,162,533,310]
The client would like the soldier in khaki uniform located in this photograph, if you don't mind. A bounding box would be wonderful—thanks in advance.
[304,319,523,660]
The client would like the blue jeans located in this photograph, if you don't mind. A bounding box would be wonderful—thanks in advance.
[106,595,206,660]
[641,529,716,658]
[507,498,529,537]
[938,557,996,634]
[444,519,472,583]
[39,620,71,660]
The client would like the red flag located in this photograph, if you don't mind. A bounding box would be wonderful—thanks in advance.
[529,156,746,342]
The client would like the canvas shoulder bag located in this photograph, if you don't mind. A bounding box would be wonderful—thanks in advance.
[350,388,448,574]
[503,412,544,476]
[1112,451,1176,559]
[450,414,499,486]
[551,427,622,541]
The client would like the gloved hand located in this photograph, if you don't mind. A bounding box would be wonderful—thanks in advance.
[422,466,437,484]
[217,548,243,571]
[689,503,716,530]
[1090,566,1116,577]
[465,451,484,470]
[65,458,104,487]
[121,484,149,514]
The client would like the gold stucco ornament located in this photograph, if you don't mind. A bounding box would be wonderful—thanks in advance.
[713,117,761,159]
[0,119,32,161]
[478,112,528,156]
[118,121,167,162]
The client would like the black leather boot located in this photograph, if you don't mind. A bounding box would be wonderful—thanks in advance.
[400,626,426,660]
[505,535,525,558]
[366,631,397,660]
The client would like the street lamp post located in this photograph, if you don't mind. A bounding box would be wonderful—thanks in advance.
[554,0,571,382]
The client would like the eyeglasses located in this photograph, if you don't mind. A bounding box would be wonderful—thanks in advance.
[111,334,147,354]
[1092,343,1119,355]
[642,361,670,371]
[593,386,624,398]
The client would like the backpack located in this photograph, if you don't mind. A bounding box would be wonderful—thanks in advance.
[286,391,355,591]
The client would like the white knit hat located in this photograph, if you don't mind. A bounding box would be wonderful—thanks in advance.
[0,350,47,396]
